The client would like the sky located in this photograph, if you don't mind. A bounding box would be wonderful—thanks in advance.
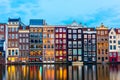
[0,0,120,28]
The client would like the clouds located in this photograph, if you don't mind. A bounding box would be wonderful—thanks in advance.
[0,0,120,27]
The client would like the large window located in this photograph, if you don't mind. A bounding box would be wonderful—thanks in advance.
[73,49,77,55]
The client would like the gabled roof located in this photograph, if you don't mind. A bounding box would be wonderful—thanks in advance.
[96,23,108,30]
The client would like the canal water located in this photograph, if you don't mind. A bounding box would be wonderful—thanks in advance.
[0,64,120,80]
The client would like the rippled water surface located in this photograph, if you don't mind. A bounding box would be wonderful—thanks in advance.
[0,64,120,80]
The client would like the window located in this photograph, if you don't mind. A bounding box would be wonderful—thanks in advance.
[110,45,112,50]
[73,30,77,33]
[110,40,112,43]
[59,34,62,38]
[113,40,116,43]
[19,39,22,43]
[59,28,62,32]
[84,52,87,56]
[68,34,72,39]
[97,31,100,34]
[78,49,82,55]
[8,50,11,55]
[110,36,112,39]
[43,34,47,38]
[15,34,18,39]
[73,41,77,48]
[63,28,66,32]
[12,50,14,56]
[63,34,66,38]
[15,50,18,55]
[63,39,66,43]
[78,41,82,48]
[51,34,54,38]
[56,34,58,38]
[26,39,29,43]
[12,28,14,32]
[78,29,81,33]
[113,36,116,39]
[92,35,96,38]
[84,35,87,38]
[78,34,81,38]
[68,29,71,33]
[113,45,116,50]
[110,53,112,57]
[12,34,14,39]
[44,45,46,48]
[68,41,72,48]
[68,49,72,55]
[105,31,107,34]
[63,45,66,49]
[26,45,29,50]
[118,41,120,45]
[56,28,58,32]
[23,38,25,43]
[56,39,58,43]
[101,31,104,35]
[92,39,95,44]
[73,34,77,39]
[26,34,29,37]
[73,49,77,55]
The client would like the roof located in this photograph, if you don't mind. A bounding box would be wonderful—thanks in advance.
[8,18,21,22]
[29,19,45,25]
[116,28,120,34]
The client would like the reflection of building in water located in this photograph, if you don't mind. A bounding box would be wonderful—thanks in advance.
[29,65,43,80]
[0,65,5,80]
[110,64,118,80]
[43,65,55,80]
[6,65,29,80]
[55,65,67,80]
[97,64,109,80]
[84,65,97,80]
[68,65,83,80]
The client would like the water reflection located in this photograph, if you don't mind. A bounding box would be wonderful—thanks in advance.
[1,64,120,80]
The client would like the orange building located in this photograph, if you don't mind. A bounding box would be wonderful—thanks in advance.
[96,23,109,63]
[43,26,55,63]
